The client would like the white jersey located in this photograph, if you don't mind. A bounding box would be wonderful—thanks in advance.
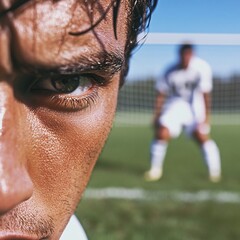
[156,56,212,103]
[156,57,213,138]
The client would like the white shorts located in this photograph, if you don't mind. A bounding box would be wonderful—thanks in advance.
[159,97,210,138]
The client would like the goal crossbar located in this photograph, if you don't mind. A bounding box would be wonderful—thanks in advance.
[138,33,240,45]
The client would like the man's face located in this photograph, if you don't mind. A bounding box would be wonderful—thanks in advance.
[0,0,128,239]
[180,48,193,69]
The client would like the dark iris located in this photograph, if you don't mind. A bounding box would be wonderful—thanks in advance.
[51,76,79,93]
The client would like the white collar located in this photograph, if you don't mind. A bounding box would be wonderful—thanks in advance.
[60,215,88,240]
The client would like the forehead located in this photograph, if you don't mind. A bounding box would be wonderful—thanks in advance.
[4,0,129,67]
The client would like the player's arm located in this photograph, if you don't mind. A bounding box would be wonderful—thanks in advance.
[196,91,211,137]
[198,59,213,128]
[153,91,166,127]
[203,92,211,124]
[154,70,169,127]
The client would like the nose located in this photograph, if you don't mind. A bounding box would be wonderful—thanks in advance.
[0,84,33,215]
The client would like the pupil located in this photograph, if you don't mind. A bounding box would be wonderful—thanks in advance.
[52,76,79,93]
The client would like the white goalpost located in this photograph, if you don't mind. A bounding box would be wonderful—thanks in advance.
[115,33,240,126]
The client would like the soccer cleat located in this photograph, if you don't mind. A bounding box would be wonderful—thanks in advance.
[144,168,163,182]
[209,174,221,183]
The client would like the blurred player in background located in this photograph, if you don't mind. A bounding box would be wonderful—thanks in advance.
[144,44,221,183]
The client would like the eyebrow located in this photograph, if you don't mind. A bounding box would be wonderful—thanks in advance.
[18,51,125,77]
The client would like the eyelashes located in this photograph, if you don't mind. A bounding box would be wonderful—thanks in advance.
[48,88,99,111]
[27,74,106,111]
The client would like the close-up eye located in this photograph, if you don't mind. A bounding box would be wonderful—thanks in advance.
[27,74,105,111]
[32,75,94,96]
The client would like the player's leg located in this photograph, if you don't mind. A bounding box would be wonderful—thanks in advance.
[193,129,221,182]
[145,100,183,181]
[144,126,170,181]
[190,94,221,182]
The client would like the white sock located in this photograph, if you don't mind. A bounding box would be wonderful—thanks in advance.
[201,140,221,176]
[150,140,168,170]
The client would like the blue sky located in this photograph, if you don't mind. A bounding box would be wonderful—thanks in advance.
[127,0,240,80]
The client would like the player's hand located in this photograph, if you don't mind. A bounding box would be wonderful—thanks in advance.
[197,122,210,135]
[152,116,159,128]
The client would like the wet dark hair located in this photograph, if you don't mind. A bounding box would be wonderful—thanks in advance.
[0,0,158,76]
[179,43,194,54]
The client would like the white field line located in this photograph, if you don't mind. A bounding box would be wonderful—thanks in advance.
[138,33,240,45]
[84,188,240,204]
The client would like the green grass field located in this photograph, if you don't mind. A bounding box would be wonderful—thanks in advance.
[76,124,240,240]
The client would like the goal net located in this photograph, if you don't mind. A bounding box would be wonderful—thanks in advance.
[115,34,240,126]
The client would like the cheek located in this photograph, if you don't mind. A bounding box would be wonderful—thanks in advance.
[25,82,119,213]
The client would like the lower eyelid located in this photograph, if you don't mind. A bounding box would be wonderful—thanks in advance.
[48,88,99,111]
